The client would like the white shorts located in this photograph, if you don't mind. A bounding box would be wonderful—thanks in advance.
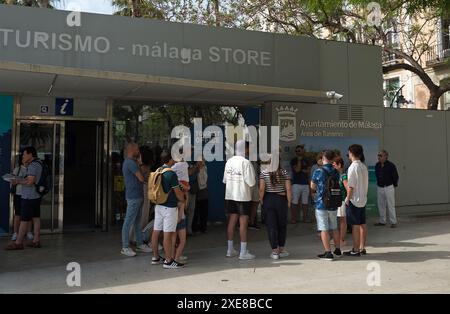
[292,184,310,205]
[337,201,346,217]
[154,205,178,233]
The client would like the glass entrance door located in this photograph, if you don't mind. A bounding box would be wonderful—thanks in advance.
[15,120,64,233]
[63,121,107,231]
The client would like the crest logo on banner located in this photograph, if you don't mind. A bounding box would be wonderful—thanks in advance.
[277,106,298,142]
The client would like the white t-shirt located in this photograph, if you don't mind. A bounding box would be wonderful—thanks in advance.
[223,156,256,202]
[347,160,369,208]
[172,161,189,182]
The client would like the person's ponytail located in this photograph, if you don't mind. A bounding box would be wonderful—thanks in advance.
[360,153,365,163]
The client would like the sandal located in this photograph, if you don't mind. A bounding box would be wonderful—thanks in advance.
[6,242,24,251]
[27,242,42,249]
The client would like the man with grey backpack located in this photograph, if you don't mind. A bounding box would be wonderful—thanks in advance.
[6,147,44,250]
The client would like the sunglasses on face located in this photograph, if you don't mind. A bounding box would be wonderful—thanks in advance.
[377,154,383,157]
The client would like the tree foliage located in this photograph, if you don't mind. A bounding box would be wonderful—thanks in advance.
[110,0,449,109]
[0,0,59,8]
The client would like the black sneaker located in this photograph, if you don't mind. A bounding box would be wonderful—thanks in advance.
[248,223,261,230]
[163,260,185,269]
[163,260,174,269]
[360,249,367,255]
[173,261,185,268]
[318,252,334,261]
[343,249,361,257]
[151,255,164,265]
[333,248,342,258]
[374,223,386,226]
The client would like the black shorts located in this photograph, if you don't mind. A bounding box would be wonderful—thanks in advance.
[21,198,41,222]
[13,194,22,216]
[226,200,251,216]
[346,202,366,225]
[176,218,187,231]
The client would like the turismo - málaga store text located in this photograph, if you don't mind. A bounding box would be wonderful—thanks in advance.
[0,29,272,67]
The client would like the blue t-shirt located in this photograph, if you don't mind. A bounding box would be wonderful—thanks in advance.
[161,165,180,208]
[312,163,339,210]
[122,158,144,200]
[290,157,309,185]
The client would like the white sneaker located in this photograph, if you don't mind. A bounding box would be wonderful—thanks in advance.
[179,255,188,261]
[148,243,163,252]
[11,233,17,242]
[121,247,137,257]
[136,244,153,253]
[270,252,280,260]
[26,232,34,241]
[226,249,238,258]
[279,251,290,258]
[239,250,255,260]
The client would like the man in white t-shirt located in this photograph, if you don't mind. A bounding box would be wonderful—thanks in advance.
[223,140,256,260]
[344,144,369,257]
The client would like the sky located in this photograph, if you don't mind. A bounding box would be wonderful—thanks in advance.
[55,0,115,15]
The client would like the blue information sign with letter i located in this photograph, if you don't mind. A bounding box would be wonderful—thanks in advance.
[55,98,74,116]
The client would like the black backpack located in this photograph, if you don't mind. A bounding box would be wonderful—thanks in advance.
[322,167,342,209]
[31,160,50,197]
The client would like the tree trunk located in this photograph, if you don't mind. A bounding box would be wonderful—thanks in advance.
[383,62,444,110]
[428,91,440,110]
[38,0,49,7]
[6,0,16,4]
[127,0,141,18]
[213,0,220,26]
[134,113,140,141]
[428,87,449,110]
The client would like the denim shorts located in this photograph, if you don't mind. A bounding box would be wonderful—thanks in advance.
[315,209,338,231]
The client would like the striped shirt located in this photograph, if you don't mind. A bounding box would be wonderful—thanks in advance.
[260,169,290,193]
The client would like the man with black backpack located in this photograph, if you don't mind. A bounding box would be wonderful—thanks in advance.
[6,147,44,250]
[310,150,342,261]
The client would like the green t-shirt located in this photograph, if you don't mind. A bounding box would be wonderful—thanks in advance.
[340,172,348,200]
[160,165,180,208]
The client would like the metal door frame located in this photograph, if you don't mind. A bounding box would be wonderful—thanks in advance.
[14,120,65,233]
[13,119,109,233]
[95,121,109,231]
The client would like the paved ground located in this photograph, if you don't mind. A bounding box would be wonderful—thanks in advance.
[1,214,450,294]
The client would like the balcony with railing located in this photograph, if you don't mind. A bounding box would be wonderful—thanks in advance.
[382,51,404,65]
[425,43,450,66]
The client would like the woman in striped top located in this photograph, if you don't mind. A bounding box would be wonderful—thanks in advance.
[259,156,292,260]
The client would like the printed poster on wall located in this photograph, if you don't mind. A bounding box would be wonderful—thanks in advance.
[297,136,379,216]
[0,95,13,234]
